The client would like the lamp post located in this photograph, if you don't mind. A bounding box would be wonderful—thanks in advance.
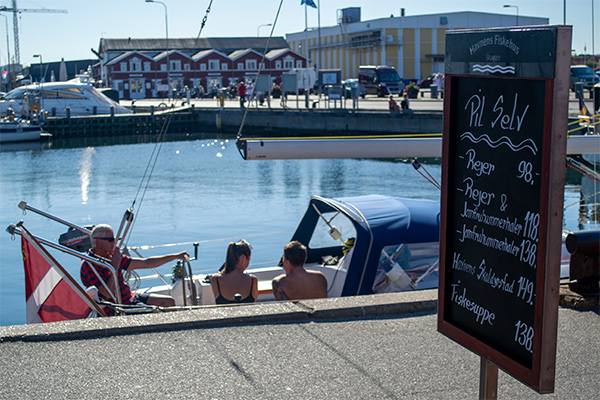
[33,54,43,83]
[257,23,273,37]
[146,0,170,99]
[503,4,519,26]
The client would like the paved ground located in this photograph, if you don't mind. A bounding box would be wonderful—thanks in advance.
[0,290,598,399]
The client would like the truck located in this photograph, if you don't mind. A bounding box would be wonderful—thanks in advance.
[358,65,405,97]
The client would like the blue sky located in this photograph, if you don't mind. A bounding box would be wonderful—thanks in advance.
[2,0,598,67]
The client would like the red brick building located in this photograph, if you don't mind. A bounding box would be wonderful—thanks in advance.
[94,37,306,100]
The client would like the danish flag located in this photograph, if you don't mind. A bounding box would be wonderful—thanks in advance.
[21,226,105,323]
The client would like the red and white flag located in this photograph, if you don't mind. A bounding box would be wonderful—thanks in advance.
[22,235,93,323]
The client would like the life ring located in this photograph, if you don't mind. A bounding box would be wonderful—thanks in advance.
[29,102,40,113]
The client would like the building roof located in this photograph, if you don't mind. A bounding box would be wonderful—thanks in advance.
[99,37,290,54]
[228,48,263,60]
[265,48,294,60]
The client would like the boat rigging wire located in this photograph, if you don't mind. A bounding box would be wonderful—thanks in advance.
[236,0,285,145]
[125,0,215,246]
[412,160,441,190]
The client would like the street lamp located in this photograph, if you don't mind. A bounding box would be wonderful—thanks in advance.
[257,23,273,37]
[33,54,44,83]
[503,4,519,26]
[146,0,170,99]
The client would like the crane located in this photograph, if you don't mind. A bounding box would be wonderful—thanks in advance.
[0,1,67,65]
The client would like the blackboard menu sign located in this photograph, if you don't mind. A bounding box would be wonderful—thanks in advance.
[438,26,571,394]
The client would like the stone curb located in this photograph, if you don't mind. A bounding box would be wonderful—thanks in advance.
[0,290,438,343]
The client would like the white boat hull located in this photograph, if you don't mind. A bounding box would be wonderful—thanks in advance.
[0,124,42,143]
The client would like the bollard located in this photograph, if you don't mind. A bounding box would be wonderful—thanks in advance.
[93,106,97,115]
[66,107,70,119]
[150,105,154,116]
[430,85,438,99]
[566,230,600,295]
[110,107,115,117]
[132,105,136,114]
[51,107,56,117]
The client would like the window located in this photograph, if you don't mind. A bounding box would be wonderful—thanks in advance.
[237,62,244,70]
[208,60,220,71]
[221,63,228,70]
[200,63,207,71]
[275,60,282,69]
[120,62,127,72]
[144,62,151,71]
[171,60,181,71]
[160,64,167,71]
[184,63,190,71]
[129,58,141,72]
[296,60,303,68]
[259,62,265,70]
[283,57,294,69]
[246,59,257,70]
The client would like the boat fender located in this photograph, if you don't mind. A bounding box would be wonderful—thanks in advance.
[386,262,412,290]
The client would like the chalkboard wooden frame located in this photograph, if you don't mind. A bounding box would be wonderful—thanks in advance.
[438,26,571,394]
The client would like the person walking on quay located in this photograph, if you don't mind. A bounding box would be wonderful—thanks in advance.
[272,241,328,300]
[237,82,247,108]
[80,224,188,312]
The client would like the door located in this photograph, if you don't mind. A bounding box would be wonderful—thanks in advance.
[129,79,146,99]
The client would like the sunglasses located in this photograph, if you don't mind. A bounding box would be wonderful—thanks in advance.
[236,239,252,250]
[96,236,115,242]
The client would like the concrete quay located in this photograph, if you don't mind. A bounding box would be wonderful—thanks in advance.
[41,90,593,139]
[0,290,598,399]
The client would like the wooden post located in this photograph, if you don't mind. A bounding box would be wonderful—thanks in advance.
[479,358,498,400]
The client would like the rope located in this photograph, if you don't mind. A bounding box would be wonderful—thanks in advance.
[236,0,285,141]
[125,1,215,246]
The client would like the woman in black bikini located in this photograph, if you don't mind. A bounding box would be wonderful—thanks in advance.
[210,240,258,304]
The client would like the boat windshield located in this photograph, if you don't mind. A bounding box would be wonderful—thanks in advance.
[3,88,27,100]
[308,212,356,250]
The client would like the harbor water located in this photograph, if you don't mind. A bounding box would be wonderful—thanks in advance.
[0,135,595,327]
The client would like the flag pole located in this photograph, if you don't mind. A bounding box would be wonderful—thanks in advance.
[18,222,108,317]
[304,2,309,108]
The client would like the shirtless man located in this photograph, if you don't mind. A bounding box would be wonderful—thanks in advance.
[272,241,328,300]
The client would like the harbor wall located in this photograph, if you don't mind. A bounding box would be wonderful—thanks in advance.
[41,107,444,138]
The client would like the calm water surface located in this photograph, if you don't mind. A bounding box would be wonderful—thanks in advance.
[0,136,594,326]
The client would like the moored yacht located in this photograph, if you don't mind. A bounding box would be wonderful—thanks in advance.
[0,79,132,117]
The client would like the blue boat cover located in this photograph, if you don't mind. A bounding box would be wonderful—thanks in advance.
[291,194,440,296]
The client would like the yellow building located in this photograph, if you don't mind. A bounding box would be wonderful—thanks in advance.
[286,9,548,81]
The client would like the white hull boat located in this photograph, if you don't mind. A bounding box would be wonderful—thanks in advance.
[0,121,42,143]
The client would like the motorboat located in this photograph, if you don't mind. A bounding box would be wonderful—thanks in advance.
[0,120,42,143]
[0,80,132,117]
[8,194,443,319]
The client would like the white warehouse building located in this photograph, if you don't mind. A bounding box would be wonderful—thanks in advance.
[286,9,549,82]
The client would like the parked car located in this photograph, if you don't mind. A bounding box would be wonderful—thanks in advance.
[420,75,435,88]
[342,79,367,98]
[570,65,600,91]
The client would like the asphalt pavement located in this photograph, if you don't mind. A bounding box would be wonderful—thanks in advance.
[0,290,598,399]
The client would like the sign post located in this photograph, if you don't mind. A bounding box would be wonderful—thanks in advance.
[438,25,571,394]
